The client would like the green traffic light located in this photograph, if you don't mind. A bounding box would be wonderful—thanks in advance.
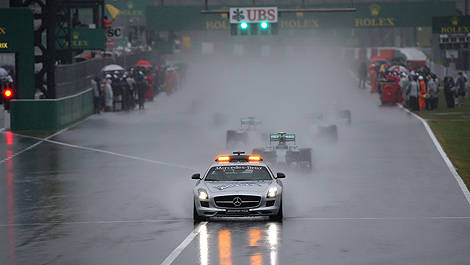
[240,22,248,29]
[260,21,269,29]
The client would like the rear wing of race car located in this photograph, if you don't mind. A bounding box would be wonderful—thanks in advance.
[240,117,261,127]
[270,133,296,143]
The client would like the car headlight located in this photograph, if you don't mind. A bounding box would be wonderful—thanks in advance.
[198,189,208,200]
[267,187,278,198]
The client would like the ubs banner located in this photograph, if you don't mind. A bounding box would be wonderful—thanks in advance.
[146,2,456,31]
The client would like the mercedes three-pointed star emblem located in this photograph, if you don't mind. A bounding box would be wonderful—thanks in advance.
[232,197,243,207]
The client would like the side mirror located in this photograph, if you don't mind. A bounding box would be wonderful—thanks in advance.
[276,172,286,179]
[191,173,201,180]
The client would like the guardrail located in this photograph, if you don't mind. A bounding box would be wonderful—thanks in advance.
[10,88,93,131]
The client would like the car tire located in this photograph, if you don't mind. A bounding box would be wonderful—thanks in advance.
[269,200,283,222]
[328,125,338,143]
[193,202,206,223]
[299,148,313,172]
[241,132,249,145]
[337,110,352,125]
[226,130,236,147]
[261,150,277,165]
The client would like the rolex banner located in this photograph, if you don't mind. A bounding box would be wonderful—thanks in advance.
[432,16,470,34]
[56,28,105,50]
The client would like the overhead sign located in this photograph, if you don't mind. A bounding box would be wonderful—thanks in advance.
[56,28,105,50]
[229,7,278,24]
[106,27,123,39]
[105,1,145,17]
[433,16,470,34]
[0,8,35,99]
[147,2,456,31]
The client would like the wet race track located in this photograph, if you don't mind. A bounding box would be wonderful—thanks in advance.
[1,53,470,265]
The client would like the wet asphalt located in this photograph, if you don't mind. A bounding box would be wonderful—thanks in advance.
[1,55,470,265]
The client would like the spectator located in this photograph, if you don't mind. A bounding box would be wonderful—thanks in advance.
[91,77,101,114]
[455,72,467,107]
[358,61,367,89]
[427,74,439,110]
[126,69,137,109]
[399,73,410,107]
[104,74,113,112]
[112,72,123,111]
[418,75,426,111]
[136,71,146,110]
[406,75,420,111]
[444,76,456,108]
[72,10,81,27]
[121,72,131,111]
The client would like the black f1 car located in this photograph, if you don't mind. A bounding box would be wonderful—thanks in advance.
[252,132,313,172]
[226,117,263,148]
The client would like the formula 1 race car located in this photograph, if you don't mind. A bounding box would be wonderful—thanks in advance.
[226,117,263,148]
[252,132,313,172]
[192,152,285,222]
[306,112,339,143]
[337,110,352,125]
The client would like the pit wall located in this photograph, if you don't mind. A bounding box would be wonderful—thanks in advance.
[10,88,93,131]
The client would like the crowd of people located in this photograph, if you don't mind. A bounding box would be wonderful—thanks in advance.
[91,64,182,114]
[358,60,468,111]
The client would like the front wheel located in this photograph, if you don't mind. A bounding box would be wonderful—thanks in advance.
[269,201,283,222]
[193,202,206,223]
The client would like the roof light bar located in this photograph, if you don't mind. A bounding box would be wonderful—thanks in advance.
[216,155,231,162]
[248,155,263,162]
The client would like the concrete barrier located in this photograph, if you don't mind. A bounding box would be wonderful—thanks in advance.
[10,88,93,131]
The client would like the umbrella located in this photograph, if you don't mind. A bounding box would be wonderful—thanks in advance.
[101,64,124,72]
[135,60,152,68]
[1,65,14,72]
[371,55,387,63]
[0,68,8,79]
[388,65,409,73]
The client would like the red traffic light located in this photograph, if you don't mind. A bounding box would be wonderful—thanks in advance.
[3,88,13,99]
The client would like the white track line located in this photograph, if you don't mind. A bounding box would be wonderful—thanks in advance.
[399,105,470,206]
[160,222,208,265]
[11,133,196,170]
[289,216,470,221]
[0,218,186,227]
[0,119,88,165]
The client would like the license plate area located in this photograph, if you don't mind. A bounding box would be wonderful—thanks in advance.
[226,209,249,214]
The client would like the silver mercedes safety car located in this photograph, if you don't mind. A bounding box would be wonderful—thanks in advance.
[192,152,285,222]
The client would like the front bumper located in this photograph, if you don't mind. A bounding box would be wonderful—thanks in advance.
[195,195,281,217]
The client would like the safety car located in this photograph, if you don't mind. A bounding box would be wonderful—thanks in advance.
[192,152,285,222]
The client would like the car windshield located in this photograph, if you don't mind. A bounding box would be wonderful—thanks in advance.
[205,165,272,181]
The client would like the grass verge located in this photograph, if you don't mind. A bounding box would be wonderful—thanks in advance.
[415,93,470,189]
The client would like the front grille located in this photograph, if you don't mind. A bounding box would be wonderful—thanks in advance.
[214,195,261,208]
